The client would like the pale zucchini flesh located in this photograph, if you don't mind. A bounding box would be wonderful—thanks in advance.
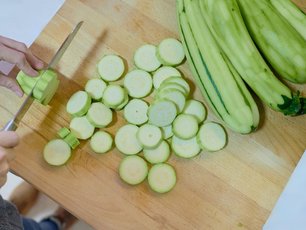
[69,116,95,140]
[124,69,153,98]
[43,139,71,166]
[153,66,182,89]
[171,135,201,158]
[143,140,170,164]
[66,91,91,117]
[98,55,125,82]
[161,125,173,139]
[123,99,149,125]
[156,89,186,113]
[197,122,227,151]
[157,38,185,66]
[158,81,188,97]
[115,124,143,155]
[172,114,199,139]
[137,124,163,149]
[148,100,178,127]
[90,131,113,154]
[85,78,107,100]
[102,85,127,108]
[119,155,148,185]
[86,102,113,128]
[148,163,176,193]
[182,99,207,123]
[134,44,161,72]
[162,76,190,96]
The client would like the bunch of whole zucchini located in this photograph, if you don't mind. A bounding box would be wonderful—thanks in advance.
[177,0,306,134]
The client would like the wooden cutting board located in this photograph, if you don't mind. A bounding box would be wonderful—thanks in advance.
[0,0,305,229]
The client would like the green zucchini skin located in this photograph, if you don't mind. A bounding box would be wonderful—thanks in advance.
[177,0,259,134]
[237,0,306,84]
[16,69,59,105]
[199,0,305,116]
[269,0,306,41]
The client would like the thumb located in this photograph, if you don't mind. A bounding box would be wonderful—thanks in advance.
[0,131,19,148]
[0,74,23,97]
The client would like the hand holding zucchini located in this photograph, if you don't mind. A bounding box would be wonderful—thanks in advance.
[16,69,59,105]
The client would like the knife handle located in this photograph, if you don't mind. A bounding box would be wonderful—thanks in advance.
[2,119,17,132]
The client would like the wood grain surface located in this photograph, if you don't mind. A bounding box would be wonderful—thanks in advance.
[0,0,305,229]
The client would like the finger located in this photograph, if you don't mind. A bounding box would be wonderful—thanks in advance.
[0,149,7,162]
[0,44,39,76]
[0,35,27,51]
[0,36,44,70]
[0,161,9,176]
[0,131,19,148]
[25,50,44,70]
[0,74,23,97]
[0,174,8,188]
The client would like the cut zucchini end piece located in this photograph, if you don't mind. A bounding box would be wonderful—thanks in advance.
[148,163,177,193]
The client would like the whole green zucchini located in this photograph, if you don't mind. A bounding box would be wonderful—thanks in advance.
[177,0,259,134]
[237,0,306,83]
[269,0,306,40]
[200,0,305,115]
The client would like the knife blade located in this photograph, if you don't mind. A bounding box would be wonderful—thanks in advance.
[2,21,83,131]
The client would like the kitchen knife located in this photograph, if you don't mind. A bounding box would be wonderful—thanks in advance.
[2,21,83,132]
